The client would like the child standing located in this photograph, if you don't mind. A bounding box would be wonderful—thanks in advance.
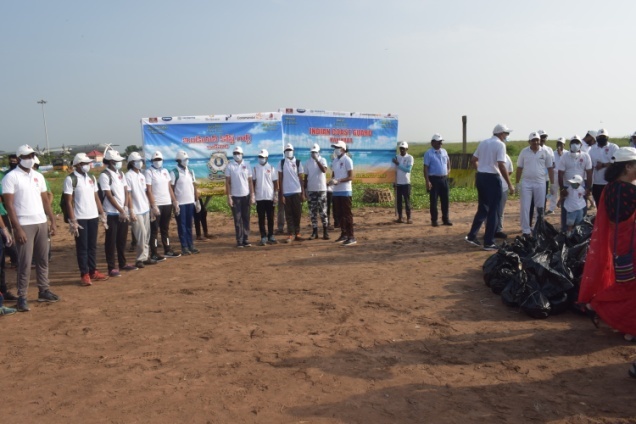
[562,174,587,234]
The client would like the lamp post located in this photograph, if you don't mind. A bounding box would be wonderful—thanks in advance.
[37,99,49,157]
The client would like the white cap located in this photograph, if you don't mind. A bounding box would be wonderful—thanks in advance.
[233,146,243,154]
[493,124,512,135]
[398,141,409,149]
[528,131,540,141]
[104,149,124,161]
[284,143,294,151]
[310,143,320,153]
[556,137,566,145]
[16,144,35,157]
[127,151,142,162]
[431,133,444,142]
[567,175,584,185]
[570,135,582,143]
[72,153,93,166]
[331,140,347,150]
[258,149,269,158]
[537,129,548,138]
[612,147,636,163]
[585,130,597,139]
[33,156,40,165]
[597,128,609,138]
[176,150,189,161]
[151,151,163,160]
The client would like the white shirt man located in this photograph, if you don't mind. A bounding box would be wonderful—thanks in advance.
[225,146,254,247]
[557,138,593,232]
[253,160,278,202]
[170,151,199,255]
[145,151,179,259]
[99,167,128,215]
[171,166,196,206]
[394,151,414,185]
[125,153,154,267]
[252,149,279,245]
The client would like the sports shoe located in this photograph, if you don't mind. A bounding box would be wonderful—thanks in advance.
[16,298,29,312]
[2,291,18,302]
[122,264,139,271]
[164,251,181,258]
[236,244,244,248]
[190,247,200,254]
[259,237,268,246]
[285,235,293,244]
[242,242,252,248]
[80,274,92,286]
[135,260,145,269]
[90,270,109,281]
[406,219,413,224]
[335,235,347,243]
[143,258,158,265]
[432,221,439,227]
[151,255,166,262]
[342,238,357,246]
[442,221,453,226]
[494,231,508,239]
[395,218,403,224]
[38,290,60,303]
[0,305,16,316]
[483,243,498,251]
[464,235,481,247]
[181,248,192,256]
[268,236,278,244]
[109,269,121,278]
[294,234,304,242]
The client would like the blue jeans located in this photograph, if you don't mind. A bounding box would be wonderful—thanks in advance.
[468,172,502,245]
[75,218,98,275]
[175,203,195,249]
[231,196,251,244]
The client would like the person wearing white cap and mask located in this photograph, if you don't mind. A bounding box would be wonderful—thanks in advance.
[588,128,619,207]
[557,136,593,232]
[547,137,567,215]
[145,150,180,259]
[424,134,452,226]
[277,143,306,243]
[2,144,58,312]
[465,124,515,251]
[252,149,279,245]
[304,143,329,240]
[532,130,555,215]
[125,152,156,268]
[516,132,554,235]
[170,150,200,255]
[581,130,596,154]
[392,141,414,224]
[562,175,587,234]
[329,140,356,246]
[63,153,109,286]
[225,146,255,247]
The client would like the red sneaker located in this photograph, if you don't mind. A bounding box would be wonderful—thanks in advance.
[80,274,92,286]
[90,270,109,281]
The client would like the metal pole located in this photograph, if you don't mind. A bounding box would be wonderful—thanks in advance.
[462,115,467,154]
[37,99,49,157]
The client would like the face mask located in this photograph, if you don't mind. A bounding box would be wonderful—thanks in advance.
[570,144,581,153]
[152,160,163,169]
[133,160,143,170]
[114,161,123,170]
[285,151,294,159]
[81,164,90,173]
[597,137,608,147]
[20,159,34,169]
[233,153,242,163]
[570,183,580,189]
[504,136,510,142]
[258,157,267,165]
[334,148,344,157]
[182,159,189,167]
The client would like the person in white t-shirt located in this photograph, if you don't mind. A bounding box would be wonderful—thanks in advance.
[170,150,200,255]
[587,128,619,206]
[277,143,306,243]
[2,144,58,312]
[562,175,587,234]
[145,151,180,259]
[547,138,566,214]
[329,140,356,246]
[225,146,255,247]
[63,153,108,286]
[516,132,554,235]
[581,130,596,154]
[252,149,279,246]
[126,152,156,268]
[393,141,414,224]
[557,136,593,231]
[496,154,513,239]
[304,143,329,240]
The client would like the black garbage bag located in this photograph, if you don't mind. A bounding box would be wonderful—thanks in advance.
[501,270,527,307]
[567,241,590,264]
[522,251,574,299]
[548,292,570,315]
[566,220,593,246]
[510,234,537,258]
[533,215,560,251]
[490,268,517,295]
[483,250,521,287]
[520,288,551,319]
[550,244,574,283]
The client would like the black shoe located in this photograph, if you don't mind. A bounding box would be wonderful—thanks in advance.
[323,228,330,240]
[164,250,181,258]
[432,221,439,227]
[143,259,158,265]
[342,238,357,246]
[464,235,481,247]
[38,290,59,303]
[135,261,145,269]
[16,297,30,312]
[309,229,319,240]
[442,221,453,226]
[335,235,347,243]
[151,255,166,262]
[483,243,498,251]
[190,247,201,253]
[181,248,191,256]
[2,291,18,302]
[494,231,508,239]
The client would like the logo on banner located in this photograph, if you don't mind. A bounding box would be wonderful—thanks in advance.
[149,117,158,123]
[285,108,293,113]
[207,151,229,181]
[162,117,172,121]
[296,109,306,113]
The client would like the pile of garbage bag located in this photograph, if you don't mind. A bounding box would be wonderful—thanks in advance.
[482,215,593,319]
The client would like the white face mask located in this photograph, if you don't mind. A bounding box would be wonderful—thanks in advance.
[152,160,163,169]
[570,144,581,153]
[285,151,294,159]
[182,159,189,167]
[233,153,242,163]
[334,148,343,157]
[81,164,90,173]
[20,159,34,169]
[258,157,267,165]
[133,160,143,170]
[114,161,123,170]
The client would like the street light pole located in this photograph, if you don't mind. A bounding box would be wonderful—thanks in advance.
[37,99,49,157]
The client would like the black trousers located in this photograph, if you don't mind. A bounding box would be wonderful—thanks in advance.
[284,193,303,235]
[592,184,605,208]
[333,195,354,238]
[105,215,129,271]
[256,200,274,238]
[150,204,173,255]
[75,218,98,275]
[194,198,208,237]
[429,176,449,223]
[396,184,411,219]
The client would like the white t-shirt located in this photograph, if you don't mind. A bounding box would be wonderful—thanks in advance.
[393,153,414,185]
[252,162,278,201]
[304,156,328,192]
[170,167,195,205]
[564,185,587,212]
[557,151,592,187]
[500,155,513,192]
[63,171,98,220]
[2,168,47,226]
[125,170,150,215]
[473,136,507,174]
[277,158,304,195]
[98,168,128,215]
[588,143,619,185]
[552,149,564,176]
[225,160,252,197]
[332,154,354,193]
[517,146,553,184]
[145,167,172,206]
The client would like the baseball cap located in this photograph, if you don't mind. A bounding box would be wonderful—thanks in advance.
[104,149,124,161]
[528,131,540,141]
[612,147,636,163]
[127,152,142,162]
[398,141,409,149]
[537,130,548,138]
[567,175,584,185]
[569,135,582,143]
[72,153,93,166]
[585,130,597,139]
[431,133,443,142]
[331,140,347,150]
[151,151,163,161]
[597,128,609,138]
[16,144,35,157]
[310,143,321,153]
[258,149,269,158]
[284,143,294,152]
[493,124,512,135]
[175,150,189,161]
[233,146,244,154]
[556,137,566,145]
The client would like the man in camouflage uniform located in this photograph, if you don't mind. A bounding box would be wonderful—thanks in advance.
[303,144,329,240]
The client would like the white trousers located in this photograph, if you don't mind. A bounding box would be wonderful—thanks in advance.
[131,212,150,262]
[520,180,546,234]
[548,170,559,212]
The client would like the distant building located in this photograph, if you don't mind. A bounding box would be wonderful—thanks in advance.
[86,149,104,164]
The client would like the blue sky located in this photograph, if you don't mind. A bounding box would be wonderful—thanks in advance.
[2,0,636,153]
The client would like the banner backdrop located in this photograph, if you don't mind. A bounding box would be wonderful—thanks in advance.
[280,109,399,183]
[141,113,282,191]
